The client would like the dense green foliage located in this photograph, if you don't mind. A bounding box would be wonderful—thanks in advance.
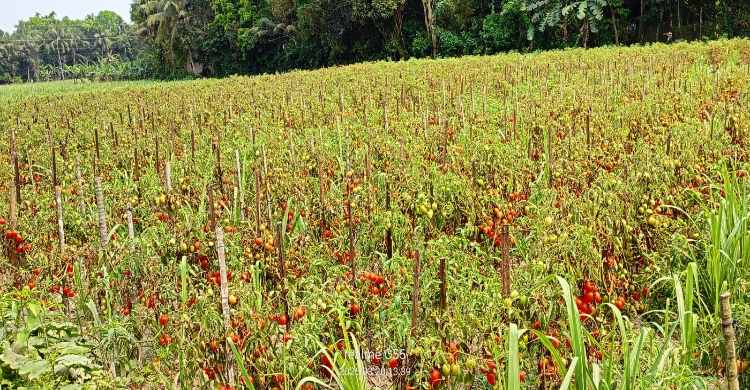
[0,12,144,84]
[2,39,750,389]
[2,0,750,81]
[132,0,750,77]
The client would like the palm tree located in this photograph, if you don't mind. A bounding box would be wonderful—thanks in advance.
[135,0,189,54]
[69,31,88,65]
[44,26,71,80]
[91,27,112,60]
[16,25,41,81]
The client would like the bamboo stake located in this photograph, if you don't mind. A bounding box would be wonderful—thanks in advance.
[208,185,216,230]
[95,174,109,250]
[586,112,591,150]
[348,194,356,289]
[318,158,326,240]
[190,125,196,165]
[216,227,235,385]
[76,157,85,213]
[13,153,20,203]
[720,292,740,390]
[385,182,392,259]
[262,145,271,222]
[410,250,421,338]
[165,162,172,192]
[9,181,17,264]
[548,127,553,187]
[235,151,245,221]
[254,170,261,235]
[383,100,389,133]
[501,223,510,296]
[439,257,446,312]
[127,202,135,241]
[277,222,290,330]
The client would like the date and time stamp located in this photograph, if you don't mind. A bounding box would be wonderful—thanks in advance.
[339,349,412,376]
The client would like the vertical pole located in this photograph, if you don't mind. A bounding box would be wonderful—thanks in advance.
[385,182,392,259]
[277,222,290,329]
[318,158,326,240]
[411,250,421,338]
[439,257,446,312]
[348,194,356,289]
[165,162,172,192]
[95,174,109,250]
[13,153,21,203]
[208,185,216,230]
[126,202,135,241]
[216,227,235,385]
[9,180,17,264]
[720,292,740,390]
[255,171,261,234]
[501,223,510,296]
[76,157,85,213]
[235,151,245,221]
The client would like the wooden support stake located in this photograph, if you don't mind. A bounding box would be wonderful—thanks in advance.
[262,145,271,222]
[720,292,740,390]
[95,175,109,250]
[254,171,261,234]
[586,112,591,149]
[385,182,392,259]
[208,185,216,230]
[13,153,20,203]
[216,227,235,385]
[348,194,356,289]
[383,100,389,133]
[666,130,672,156]
[94,127,101,162]
[75,157,85,213]
[235,151,245,221]
[9,181,17,264]
[317,158,326,240]
[548,127,553,187]
[190,125,196,165]
[277,222,291,330]
[439,257,446,312]
[501,223,510,296]
[126,202,135,240]
[55,184,65,251]
[411,250,421,338]
[165,162,172,192]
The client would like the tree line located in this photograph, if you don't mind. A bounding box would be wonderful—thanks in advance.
[0,11,147,84]
[2,0,749,83]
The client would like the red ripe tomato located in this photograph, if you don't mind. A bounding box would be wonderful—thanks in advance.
[429,369,441,386]
[486,373,496,385]
[520,370,526,383]
[278,315,288,326]
[350,302,359,315]
[159,315,168,326]
[583,291,595,304]
[388,357,398,369]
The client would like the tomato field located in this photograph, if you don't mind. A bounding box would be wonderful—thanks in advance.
[2,39,750,390]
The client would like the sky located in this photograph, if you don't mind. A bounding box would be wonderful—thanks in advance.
[0,0,132,33]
